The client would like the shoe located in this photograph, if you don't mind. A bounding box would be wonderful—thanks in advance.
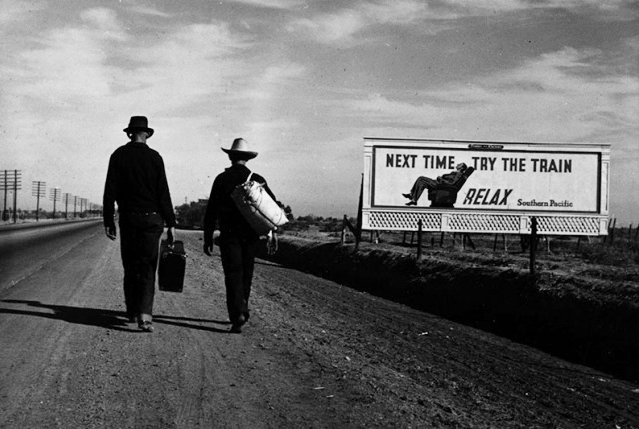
[139,320,154,332]
[405,200,417,206]
[138,313,154,332]
[230,314,246,334]
[402,193,412,200]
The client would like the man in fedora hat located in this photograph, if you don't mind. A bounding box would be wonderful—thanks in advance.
[203,137,280,333]
[103,116,176,332]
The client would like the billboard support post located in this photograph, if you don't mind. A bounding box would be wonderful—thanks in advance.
[417,220,423,260]
[355,174,363,248]
[530,217,538,278]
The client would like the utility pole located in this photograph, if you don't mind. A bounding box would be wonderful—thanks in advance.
[1,170,22,223]
[1,170,7,221]
[11,170,21,223]
[49,187,61,219]
[63,193,73,219]
[79,198,87,217]
[31,180,46,221]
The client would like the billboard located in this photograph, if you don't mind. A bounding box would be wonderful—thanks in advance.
[362,138,610,235]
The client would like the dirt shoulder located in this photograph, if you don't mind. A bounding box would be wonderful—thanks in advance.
[261,233,639,382]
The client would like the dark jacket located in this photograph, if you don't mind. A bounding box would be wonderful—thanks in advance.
[103,142,176,228]
[203,164,277,244]
[437,170,464,185]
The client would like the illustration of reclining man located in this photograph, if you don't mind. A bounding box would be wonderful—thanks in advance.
[402,162,474,207]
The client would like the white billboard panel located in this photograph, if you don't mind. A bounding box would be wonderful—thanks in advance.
[362,138,610,235]
[373,146,600,212]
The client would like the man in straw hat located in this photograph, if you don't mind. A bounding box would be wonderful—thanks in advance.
[103,116,176,332]
[203,138,280,333]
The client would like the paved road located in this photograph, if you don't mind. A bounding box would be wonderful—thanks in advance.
[0,224,638,428]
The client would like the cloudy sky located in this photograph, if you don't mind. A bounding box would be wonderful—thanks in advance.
[1,0,637,224]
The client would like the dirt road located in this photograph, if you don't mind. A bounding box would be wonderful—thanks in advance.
[1,223,638,428]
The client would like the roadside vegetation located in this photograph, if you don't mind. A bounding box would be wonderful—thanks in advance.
[174,199,637,267]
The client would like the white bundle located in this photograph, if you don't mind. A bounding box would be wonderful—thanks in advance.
[231,173,288,235]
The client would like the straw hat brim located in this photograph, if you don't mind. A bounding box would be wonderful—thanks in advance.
[222,148,258,159]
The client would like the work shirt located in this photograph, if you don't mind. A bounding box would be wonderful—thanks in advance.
[103,142,176,228]
[203,164,278,243]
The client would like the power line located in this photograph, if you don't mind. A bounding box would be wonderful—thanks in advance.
[1,170,22,223]
[49,187,62,219]
[32,181,46,221]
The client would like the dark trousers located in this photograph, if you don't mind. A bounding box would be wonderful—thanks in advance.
[119,213,164,318]
[219,234,258,324]
[410,176,438,202]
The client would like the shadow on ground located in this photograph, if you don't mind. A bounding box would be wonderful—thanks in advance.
[0,300,232,334]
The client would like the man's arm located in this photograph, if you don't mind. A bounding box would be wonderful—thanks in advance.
[258,176,281,255]
[156,155,176,229]
[103,153,118,240]
[155,155,176,245]
[438,171,463,186]
[202,178,219,256]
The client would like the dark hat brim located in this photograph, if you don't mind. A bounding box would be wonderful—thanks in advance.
[222,148,258,159]
[124,127,154,137]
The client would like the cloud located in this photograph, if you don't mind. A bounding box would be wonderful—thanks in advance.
[286,0,639,45]
[346,46,639,145]
[80,8,128,41]
[286,0,431,45]
[0,0,45,27]
[9,15,124,100]
[287,9,366,45]
[247,62,306,100]
[225,0,307,9]
[106,20,255,114]
[439,0,635,13]
[0,8,127,103]
[128,5,171,17]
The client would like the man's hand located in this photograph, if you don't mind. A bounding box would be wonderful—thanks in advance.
[203,231,215,256]
[105,225,117,241]
[203,239,213,256]
[167,227,176,245]
[267,231,278,255]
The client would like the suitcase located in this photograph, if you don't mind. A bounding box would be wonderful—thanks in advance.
[158,240,186,292]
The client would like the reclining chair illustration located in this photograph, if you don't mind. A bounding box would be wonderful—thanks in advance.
[428,167,475,208]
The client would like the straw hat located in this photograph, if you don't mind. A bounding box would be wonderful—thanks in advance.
[221,138,258,159]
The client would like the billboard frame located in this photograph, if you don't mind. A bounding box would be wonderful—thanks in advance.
[362,138,610,236]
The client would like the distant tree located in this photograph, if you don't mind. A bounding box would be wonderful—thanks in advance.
[319,217,345,232]
[175,201,207,229]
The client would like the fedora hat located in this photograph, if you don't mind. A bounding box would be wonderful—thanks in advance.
[222,138,258,159]
[123,116,154,137]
